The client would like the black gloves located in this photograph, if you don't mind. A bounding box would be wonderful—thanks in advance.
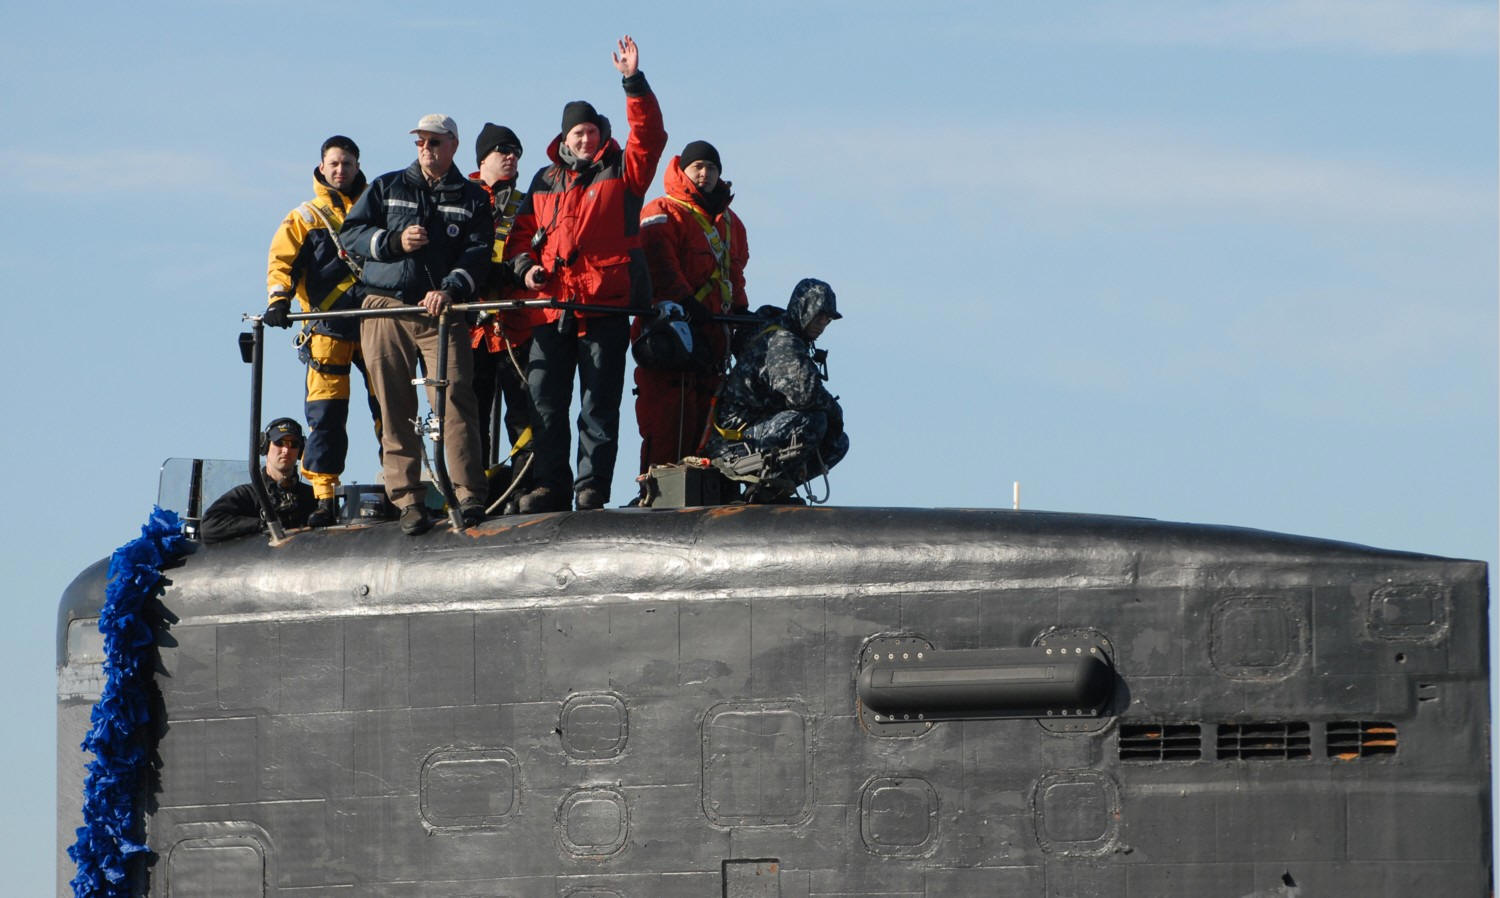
[678,296,710,326]
[263,300,292,329]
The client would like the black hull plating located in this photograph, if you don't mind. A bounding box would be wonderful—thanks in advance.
[56,506,1492,896]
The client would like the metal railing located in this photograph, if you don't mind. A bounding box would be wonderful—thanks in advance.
[241,299,760,539]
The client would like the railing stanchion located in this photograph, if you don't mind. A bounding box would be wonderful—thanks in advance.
[244,299,688,535]
[246,317,286,541]
[431,309,464,530]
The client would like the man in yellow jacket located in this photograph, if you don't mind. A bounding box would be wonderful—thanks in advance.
[262,135,382,527]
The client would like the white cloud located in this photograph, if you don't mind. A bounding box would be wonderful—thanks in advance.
[1057,0,1496,55]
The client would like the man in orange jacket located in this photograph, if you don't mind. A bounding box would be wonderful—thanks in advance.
[633,140,748,477]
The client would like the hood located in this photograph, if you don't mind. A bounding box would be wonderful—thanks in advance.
[785,278,840,334]
[468,171,517,196]
[312,165,367,208]
[663,155,733,215]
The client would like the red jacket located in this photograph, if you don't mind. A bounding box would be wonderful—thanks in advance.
[469,173,538,350]
[639,155,749,316]
[508,73,667,332]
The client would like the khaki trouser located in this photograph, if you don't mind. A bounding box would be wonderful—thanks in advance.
[360,294,485,509]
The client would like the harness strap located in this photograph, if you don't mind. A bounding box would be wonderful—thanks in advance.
[663,196,734,314]
[300,201,364,312]
[712,420,744,441]
[300,202,364,283]
[487,188,527,270]
[306,358,352,376]
[494,187,526,242]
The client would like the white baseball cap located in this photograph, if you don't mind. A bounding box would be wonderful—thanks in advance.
[411,114,458,138]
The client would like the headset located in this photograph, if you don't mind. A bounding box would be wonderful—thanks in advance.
[259,417,306,455]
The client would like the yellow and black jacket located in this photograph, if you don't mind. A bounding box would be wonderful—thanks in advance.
[267,168,368,341]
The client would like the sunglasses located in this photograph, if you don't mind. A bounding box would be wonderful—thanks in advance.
[415,137,448,148]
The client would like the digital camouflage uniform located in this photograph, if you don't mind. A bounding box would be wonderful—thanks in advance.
[708,279,848,492]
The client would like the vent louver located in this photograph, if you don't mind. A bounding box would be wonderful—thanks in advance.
[1119,723,1201,761]
[1327,721,1398,760]
[1216,722,1311,760]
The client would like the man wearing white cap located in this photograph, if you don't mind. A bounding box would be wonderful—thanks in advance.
[340,115,494,534]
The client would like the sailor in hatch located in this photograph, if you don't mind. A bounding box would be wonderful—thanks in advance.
[706,278,849,502]
[201,418,318,543]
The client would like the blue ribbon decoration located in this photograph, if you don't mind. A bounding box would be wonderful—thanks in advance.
[68,506,190,897]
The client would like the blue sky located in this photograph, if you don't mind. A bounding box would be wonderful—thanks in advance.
[3,2,1495,893]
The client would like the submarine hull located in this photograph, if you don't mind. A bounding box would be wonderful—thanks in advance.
[56,506,1492,896]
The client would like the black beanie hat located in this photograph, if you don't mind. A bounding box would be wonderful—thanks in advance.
[475,123,523,166]
[679,140,721,171]
[560,100,601,135]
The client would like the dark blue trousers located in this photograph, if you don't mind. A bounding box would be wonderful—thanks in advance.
[526,315,630,497]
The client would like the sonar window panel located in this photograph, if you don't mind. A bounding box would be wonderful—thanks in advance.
[1118,723,1201,761]
[1216,722,1311,760]
[1327,721,1398,760]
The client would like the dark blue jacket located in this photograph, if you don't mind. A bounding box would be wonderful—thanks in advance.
[340,162,493,303]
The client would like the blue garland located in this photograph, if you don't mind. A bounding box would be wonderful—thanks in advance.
[68,506,190,898]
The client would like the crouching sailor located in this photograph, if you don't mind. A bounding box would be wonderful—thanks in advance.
[201,418,318,543]
[707,278,849,502]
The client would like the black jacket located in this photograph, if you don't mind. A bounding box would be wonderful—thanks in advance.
[340,162,494,303]
[200,478,316,544]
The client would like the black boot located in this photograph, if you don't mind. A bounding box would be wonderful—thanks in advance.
[518,485,567,514]
[460,498,486,528]
[399,503,432,535]
[306,497,338,528]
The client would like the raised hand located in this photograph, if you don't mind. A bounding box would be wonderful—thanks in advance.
[612,35,639,77]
